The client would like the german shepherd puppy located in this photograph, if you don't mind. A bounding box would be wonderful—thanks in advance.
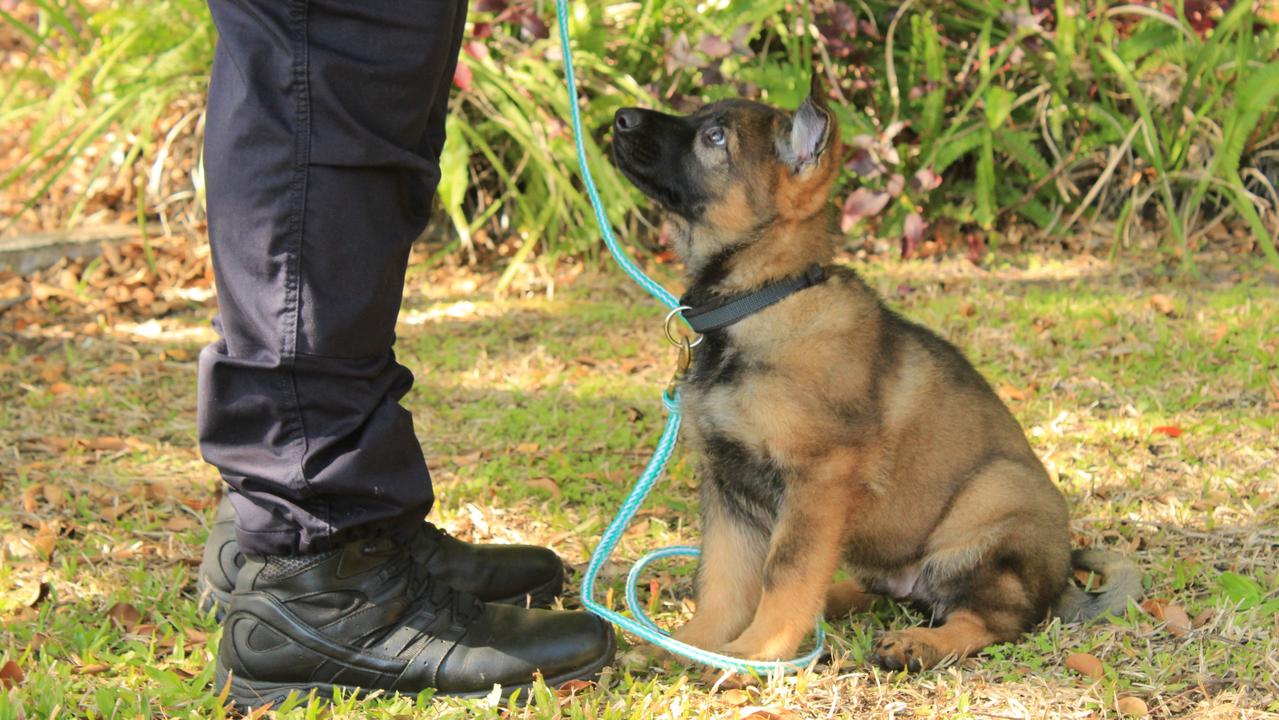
[610,77,1139,671]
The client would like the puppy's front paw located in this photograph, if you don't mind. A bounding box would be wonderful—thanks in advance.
[870,630,941,672]
[672,616,732,652]
[718,634,801,662]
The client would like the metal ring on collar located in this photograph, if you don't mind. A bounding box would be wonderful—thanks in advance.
[663,306,704,348]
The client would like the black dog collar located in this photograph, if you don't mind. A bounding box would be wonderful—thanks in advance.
[681,264,826,334]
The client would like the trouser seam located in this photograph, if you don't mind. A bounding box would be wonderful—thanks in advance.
[281,0,317,514]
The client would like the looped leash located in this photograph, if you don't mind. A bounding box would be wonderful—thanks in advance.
[555,0,825,674]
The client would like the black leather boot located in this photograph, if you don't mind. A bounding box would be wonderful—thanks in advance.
[198,496,564,617]
[215,535,614,708]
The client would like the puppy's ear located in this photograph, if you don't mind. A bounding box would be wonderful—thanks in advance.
[777,72,835,174]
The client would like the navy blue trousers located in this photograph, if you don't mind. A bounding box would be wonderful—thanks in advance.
[197,0,468,554]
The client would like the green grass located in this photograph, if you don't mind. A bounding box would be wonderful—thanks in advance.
[1,252,1277,718]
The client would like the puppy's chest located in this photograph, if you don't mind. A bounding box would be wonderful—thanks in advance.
[683,337,787,525]
[686,334,747,388]
[682,333,811,434]
[683,335,754,422]
[682,336,780,450]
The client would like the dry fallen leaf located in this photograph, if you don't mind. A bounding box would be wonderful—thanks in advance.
[49,382,73,395]
[22,485,41,513]
[739,708,801,720]
[26,633,52,652]
[1192,608,1215,628]
[107,601,143,632]
[526,477,562,498]
[164,515,198,532]
[83,437,126,451]
[33,527,58,559]
[0,660,23,689]
[1117,696,1149,717]
[1161,603,1192,636]
[138,482,170,501]
[6,606,38,624]
[42,484,67,508]
[245,701,275,720]
[1140,599,1191,635]
[721,688,751,706]
[100,502,136,521]
[555,678,594,697]
[452,451,482,467]
[1149,293,1175,316]
[177,495,217,512]
[515,442,540,454]
[997,384,1028,402]
[1065,652,1104,679]
[1151,601,1197,639]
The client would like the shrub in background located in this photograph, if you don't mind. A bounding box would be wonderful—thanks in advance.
[818,0,1279,267]
[1,0,1276,271]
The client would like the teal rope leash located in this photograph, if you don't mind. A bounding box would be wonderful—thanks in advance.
[555,0,825,674]
[553,3,680,312]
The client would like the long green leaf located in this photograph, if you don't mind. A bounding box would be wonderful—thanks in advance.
[976,128,995,229]
[1098,44,1186,257]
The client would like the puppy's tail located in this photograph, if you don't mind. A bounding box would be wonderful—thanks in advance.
[1052,549,1142,622]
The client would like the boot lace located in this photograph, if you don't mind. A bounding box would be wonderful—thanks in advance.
[379,527,483,627]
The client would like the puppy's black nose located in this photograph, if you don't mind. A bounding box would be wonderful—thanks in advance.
[614,108,642,133]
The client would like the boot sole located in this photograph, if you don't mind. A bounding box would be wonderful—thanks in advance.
[215,630,615,711]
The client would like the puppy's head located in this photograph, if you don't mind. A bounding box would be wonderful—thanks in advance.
[612,75,841,267]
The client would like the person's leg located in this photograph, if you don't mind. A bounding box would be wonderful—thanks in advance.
[197,0,467,555]
[196,0,566,618]
[198,1,615,706]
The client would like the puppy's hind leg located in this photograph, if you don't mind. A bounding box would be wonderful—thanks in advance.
[870,563,1036,670]
[825,578,876,617]
[871,609,1000,671]
[871,459,1070,671]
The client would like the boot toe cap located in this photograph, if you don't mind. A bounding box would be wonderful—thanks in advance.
[436,606,615,693]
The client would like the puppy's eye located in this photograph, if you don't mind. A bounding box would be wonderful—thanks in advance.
[704,127,726,146]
